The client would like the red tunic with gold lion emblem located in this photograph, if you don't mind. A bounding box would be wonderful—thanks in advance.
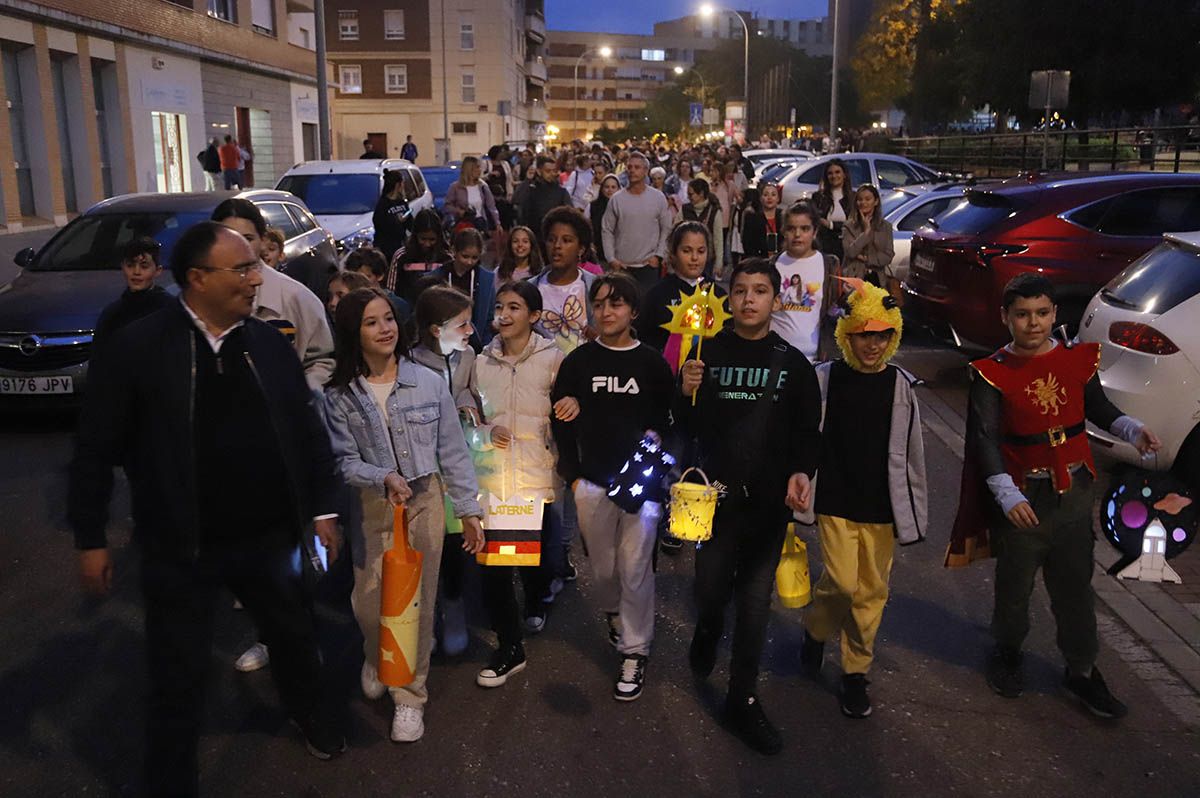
[971,342,1100,493]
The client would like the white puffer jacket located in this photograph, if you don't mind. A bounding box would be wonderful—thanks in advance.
[471,332,564,501]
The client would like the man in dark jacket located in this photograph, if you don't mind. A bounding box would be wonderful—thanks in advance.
[197,138,221,191]
[68,222,345,797]
[519,155,571,234]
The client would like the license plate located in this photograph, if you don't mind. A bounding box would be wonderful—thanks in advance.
[0,375,74,394]
[912,252,936,273]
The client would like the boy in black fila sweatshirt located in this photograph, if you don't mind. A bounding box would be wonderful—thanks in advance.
[551,272,674,703]
[677,257,821,756]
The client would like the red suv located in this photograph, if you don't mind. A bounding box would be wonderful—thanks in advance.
[904,172,1200,349]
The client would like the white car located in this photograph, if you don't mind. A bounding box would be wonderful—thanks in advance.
[276,159,433,251]
[775,153,941,207]
[1078,231,1200,479]
[880,184,969,281]
[743,148,815,170]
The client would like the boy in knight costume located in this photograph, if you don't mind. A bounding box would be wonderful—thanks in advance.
[799,279,928,719]
[948,274,1160,719]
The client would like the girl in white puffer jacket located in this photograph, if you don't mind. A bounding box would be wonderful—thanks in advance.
[471,280,579,688]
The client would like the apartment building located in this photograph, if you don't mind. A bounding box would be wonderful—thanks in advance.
[0,0,321,232]
[545,31,718,143]
[325,0,547,163]
[653,9,832,58]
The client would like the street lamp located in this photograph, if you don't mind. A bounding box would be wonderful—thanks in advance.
[829,0,840,152]
[573,45,612,142]
[699,4,749,138]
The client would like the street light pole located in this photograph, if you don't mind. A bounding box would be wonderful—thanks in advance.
[314,0,331,158]
[829,0,840,151]
[440,0,450,164]
[699,5,750,140]
[572,46,611,142]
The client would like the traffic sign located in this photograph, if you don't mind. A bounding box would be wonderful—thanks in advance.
[689,102,703,127]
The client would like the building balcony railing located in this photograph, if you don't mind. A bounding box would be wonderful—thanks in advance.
[526,58,547,84]
[525,13,547,43]
[525,101,548,122]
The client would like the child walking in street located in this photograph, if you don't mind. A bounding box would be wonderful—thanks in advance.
[412,286,484,657]
[800,279,928,719]
[678,258,821,754]
[770,203,841,363]
[950,274,1161,719]
[92,236,173,360]
[323,287,484,743]
[551,272,675,702]
[470,281,580,686]
[386,208,451,301]
[433,227,496,351]
[637,220,728,361]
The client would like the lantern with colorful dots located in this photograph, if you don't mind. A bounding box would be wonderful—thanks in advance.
[1101,467,1196,584]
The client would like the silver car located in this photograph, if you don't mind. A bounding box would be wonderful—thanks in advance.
[777,153,941,206]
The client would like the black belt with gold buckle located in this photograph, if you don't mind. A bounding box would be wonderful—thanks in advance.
[1005,421,1085,448]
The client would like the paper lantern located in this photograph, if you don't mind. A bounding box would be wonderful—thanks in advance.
[1102,467,1196,584]
[775,527,811,608]
[379,505,423,687]
[476,491,547,566]
[606,435,675,513]
[668,467,719,542]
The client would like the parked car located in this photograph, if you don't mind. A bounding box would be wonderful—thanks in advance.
[0,189,337,400]
[776,153,941,206]
[904,172,1200,349]
[882,183,971,281]
[420,162,462,212]
[1078,232,1200,484]
[751,158,806,187]
[276,158,433,252]
[742,148,814,170]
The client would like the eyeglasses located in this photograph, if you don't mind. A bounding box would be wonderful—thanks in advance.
[194,262,263,280]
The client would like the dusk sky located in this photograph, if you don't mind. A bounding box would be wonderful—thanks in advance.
[546,0,832,35]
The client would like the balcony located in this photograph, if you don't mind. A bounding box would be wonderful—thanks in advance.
[526,57,547,85]
[525,101,548,122]
[525,12,546,43]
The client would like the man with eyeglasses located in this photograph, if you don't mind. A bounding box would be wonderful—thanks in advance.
[68,222,347,796]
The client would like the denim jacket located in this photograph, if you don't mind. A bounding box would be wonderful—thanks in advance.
[323,357,483,519]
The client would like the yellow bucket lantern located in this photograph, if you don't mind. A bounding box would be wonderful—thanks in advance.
[668,467,719,542]
[775,525,812,608]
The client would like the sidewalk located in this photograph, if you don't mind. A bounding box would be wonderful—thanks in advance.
[896,345,1200,699]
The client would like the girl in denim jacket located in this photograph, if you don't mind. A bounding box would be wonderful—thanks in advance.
[323,287,484,744]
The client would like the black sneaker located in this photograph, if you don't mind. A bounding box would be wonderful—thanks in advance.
[614,654,647,701]
[799,631,824,678]
[689,625,719,679]
[291,714,346,760]
[660,535,684,554]
[1063,667,1128,719]
[986,646,1024,699]
[476,644,527,688]
[606,613,620,649]
[841,674,872,718]
[723,694,783,755]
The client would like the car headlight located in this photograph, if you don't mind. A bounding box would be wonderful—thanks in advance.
[339,227,376,253]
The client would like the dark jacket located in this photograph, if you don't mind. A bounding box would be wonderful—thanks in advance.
[741,208,784,258]
[92,286,174,362]
[372,193,412,261]
[68,301,340,560]
[520,178,571,233]
[590,196,610,262]
[198,144,220,174]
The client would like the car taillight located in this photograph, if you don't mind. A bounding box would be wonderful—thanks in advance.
[974,244,1027,267]
[1109,321,1180,355]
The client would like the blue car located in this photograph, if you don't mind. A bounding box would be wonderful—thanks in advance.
[420,162,462,212]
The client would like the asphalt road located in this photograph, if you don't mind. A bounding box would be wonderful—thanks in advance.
[1,336,1198,797]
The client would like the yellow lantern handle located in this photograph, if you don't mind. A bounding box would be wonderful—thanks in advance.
[690,334,704,406]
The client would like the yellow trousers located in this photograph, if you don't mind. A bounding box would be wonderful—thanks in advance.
[804,515,896,675]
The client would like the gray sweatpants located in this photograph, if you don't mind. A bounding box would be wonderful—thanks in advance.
[573,479,661,656]
[350,474,446,708]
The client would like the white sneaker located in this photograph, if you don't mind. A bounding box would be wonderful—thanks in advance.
[441,598,469,656]
[361,661,386,700]
[390,704,424,742]
[234,642,269,672]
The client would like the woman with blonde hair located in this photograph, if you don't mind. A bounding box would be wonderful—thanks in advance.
[444,155,501,232]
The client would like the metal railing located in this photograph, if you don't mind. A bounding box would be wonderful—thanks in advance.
[888,125,1200,177]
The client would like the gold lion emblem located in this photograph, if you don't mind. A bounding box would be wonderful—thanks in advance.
[1025,373,1067,416]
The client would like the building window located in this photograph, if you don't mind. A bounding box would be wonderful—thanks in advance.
[460,22,475,50]
[461,71,475,104]
[640,49,665,61]
[385,64,408,94]
[299,28,311,48]
[339,10,359,41]
[339,64,362,94]
[452,121,477,134]
[207,0,236,23]
[250,0,275,34]
[384,10,406,40]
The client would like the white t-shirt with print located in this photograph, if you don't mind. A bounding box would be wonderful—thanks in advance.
[536,275,589,354]
[771,251,825,360]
